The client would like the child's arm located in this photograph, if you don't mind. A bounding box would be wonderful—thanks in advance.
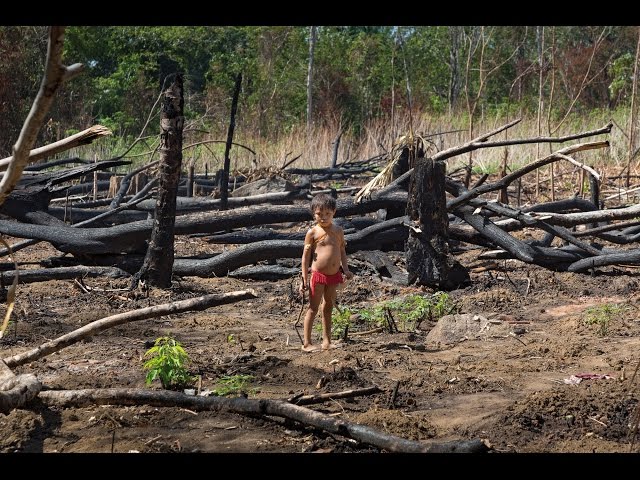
[338,228,354,280]
[300,229,315,292]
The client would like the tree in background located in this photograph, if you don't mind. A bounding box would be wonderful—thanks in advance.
[2,25,640,161]
[0,27,47,156]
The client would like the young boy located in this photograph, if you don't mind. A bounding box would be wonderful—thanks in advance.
[299,193,354,352]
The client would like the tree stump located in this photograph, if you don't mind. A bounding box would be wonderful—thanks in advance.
[405,157,470,290]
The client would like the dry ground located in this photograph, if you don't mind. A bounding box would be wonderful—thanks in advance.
[1,228,640,458]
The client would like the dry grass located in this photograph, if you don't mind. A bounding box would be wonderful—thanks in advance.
[222,109,636,176]
[62,107,640,204]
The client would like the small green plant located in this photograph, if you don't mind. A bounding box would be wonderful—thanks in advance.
[378,292,458,331]
[583,303,622,336]
[212,374,257,397]
[358,304,387,329]
[143,336,195,390]
[429,291,459,323]
[314,292,459,338]
[313,306,353,339]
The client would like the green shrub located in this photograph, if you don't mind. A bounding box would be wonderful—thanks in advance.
[212,374,257,397]
[143,336,195,390]
[583,303,622,336]
[317,291,459,337]
[313,306,353,339]
[374,291,458,331]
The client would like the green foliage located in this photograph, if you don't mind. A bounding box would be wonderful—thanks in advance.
[471,162,502,176]
[609,52,634,105]
[332,306,353,338]
[381,292,458,331]
[583,303,622,336]
[5,25,640,161]
[211,375,257,397]
[143,336,195,390]
[358,303,387,329]
[426,291,458,321]
[0,26,48,156]
[313,306,353,339]
[318,291,459,337]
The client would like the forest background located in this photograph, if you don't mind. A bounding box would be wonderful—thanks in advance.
[1,25,639,180]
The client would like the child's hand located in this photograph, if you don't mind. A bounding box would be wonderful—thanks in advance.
[343,269,354,281]
[299,283,307,295]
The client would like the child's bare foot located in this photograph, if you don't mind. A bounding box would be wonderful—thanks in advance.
[301,344,319,353]
[321,342,341,351]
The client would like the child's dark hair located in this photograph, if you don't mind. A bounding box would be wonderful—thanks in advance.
[310,193,337,213]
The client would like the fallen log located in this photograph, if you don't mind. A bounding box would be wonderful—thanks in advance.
[582,226,640,245]
[0,372,42,414]
[24,159,129,191]
[228,264,299,280]
[0,192,408,257]
[0,265,129,284]
[132,189,310,213]
[37,388,489,453]
[173,219,411,278]
[0,159,130,223]
[492,200,640,230]
[2,289,257,369]
[47,206,149,225]
[24,157,95,171]
[0,193,154,258]
[454,204,586,269]
[567,248,640,272]
[355,250,408,285]
[205,228,305,244]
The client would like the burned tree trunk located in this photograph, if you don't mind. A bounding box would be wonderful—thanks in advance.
[135,73,184,288]
[405,157,469,290]
[220,72,242,211]
[385,145,411,221]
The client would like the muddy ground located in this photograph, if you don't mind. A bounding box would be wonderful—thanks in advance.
[1,222,640,458]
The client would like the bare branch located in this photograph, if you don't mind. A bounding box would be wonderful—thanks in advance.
[0,26,84,205]
[2,290,257,368]
[446,141,609,210]
[0,125,111,171]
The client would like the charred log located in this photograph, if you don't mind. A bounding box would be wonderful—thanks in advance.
[0,192,408,257]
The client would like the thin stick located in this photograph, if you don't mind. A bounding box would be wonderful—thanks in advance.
[294,284,305,345]
[288,386,383,406]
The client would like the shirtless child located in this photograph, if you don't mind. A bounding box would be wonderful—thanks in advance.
[299,193,354,352]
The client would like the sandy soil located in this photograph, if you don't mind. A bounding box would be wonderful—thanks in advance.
[1,227,639,459]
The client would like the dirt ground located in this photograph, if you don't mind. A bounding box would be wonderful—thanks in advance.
[1,221,640,457]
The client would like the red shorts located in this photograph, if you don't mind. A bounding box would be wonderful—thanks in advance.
[310,270,343,297]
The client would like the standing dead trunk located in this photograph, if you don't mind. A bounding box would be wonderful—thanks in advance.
[330,126,343,168]
[306,26,317,132]
[219,72,242,211]
[405,157,470,290]
[135,73,184,288]
[187,160,195,198]
[627,27,640,188]
[448,26,462,115]
[385,146,412,223]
